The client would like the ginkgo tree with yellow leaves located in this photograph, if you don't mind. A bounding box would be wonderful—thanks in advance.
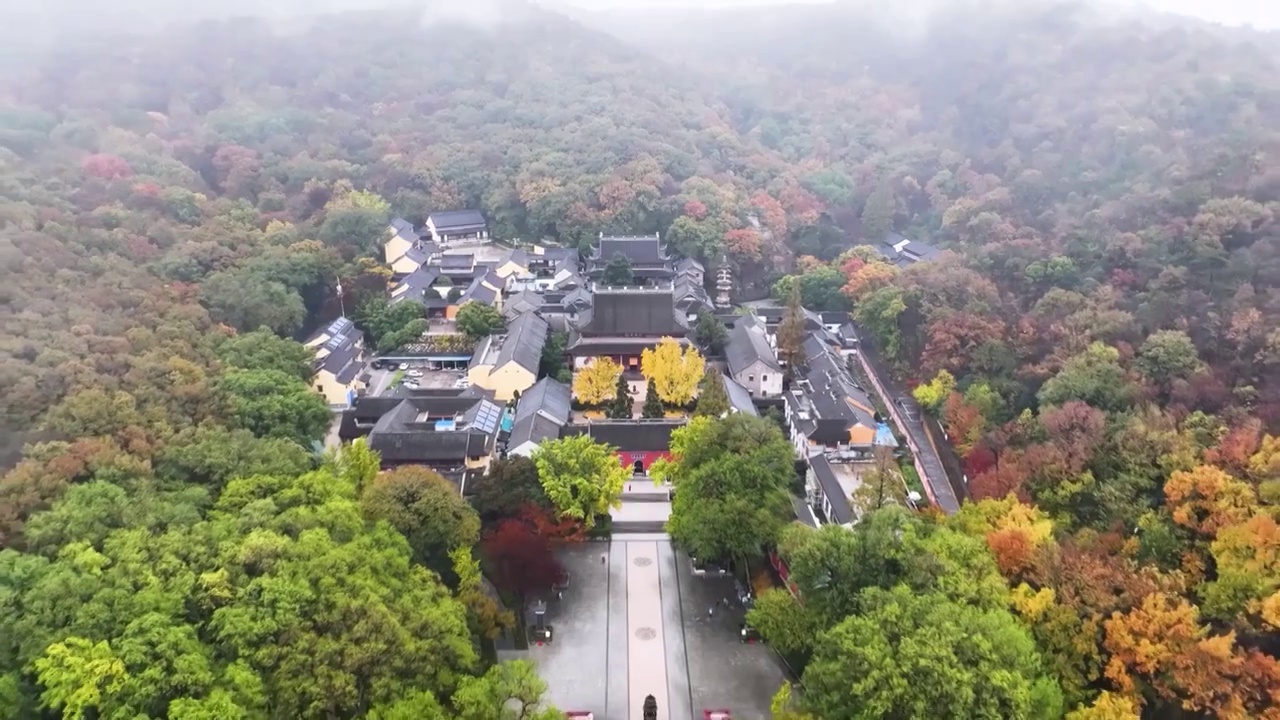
[572,357,622,405]
[640,337,705,406]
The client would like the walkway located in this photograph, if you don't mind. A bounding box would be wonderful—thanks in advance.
[627,542,671,717]
[851,338,962,513]
[531,542,786,719]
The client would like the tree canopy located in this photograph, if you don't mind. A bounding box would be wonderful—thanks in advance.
[657,415,795,562]
[532,435,628,530]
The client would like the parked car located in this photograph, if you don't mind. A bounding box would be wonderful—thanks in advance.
[406,370,424,378]
[402,380,419,389]
[398,363,409,370]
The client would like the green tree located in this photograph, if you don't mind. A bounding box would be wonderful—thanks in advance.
[539,331,568,380]
[216,328,315,382]
[746,588,823,657]
[219,368,331,445]
[532,435,629,529]
[607,372,633,419]
[666,215,723,262]
[801,585,1063,720]
[155,424,313,490]
[468,457,550,523]
[33,637,128,720]
[853,286,906,360]
[1037,342,1133,412]
[694,367,730,418]
[318,191,390,252]
[361,465,481,582]
[860,179,896,243]
[1136,329,1203,387]
[657,415,795,563]
[200,270,306,335]
[642,378,665,418]
[602,254,634,286]
[769,509,1009,642]
[694,310,730,355]
[331,437,381,494]
[357,297,427,349]
[451,660,563,720]
[455,302,505,339]
[777,284,807,375]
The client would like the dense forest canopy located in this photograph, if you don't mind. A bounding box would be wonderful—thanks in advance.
[2,0,1280,716]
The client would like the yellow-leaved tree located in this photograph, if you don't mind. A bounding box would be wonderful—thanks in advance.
[641,337,705,406]
[573,357,622,405]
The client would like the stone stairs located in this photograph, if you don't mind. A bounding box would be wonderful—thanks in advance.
[613,476,672,535]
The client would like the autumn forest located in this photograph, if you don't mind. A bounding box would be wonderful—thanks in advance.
[1,0,1280,717]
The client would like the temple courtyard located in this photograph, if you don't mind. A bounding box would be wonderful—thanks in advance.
[526,541,788,720]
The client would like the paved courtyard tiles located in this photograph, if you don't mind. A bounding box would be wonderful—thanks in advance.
[606,541,629,720]
[531,540,788,719]
[658,542,695,720]
[627,541,670,718]
[528,545,609,714]
[676,552,789,715]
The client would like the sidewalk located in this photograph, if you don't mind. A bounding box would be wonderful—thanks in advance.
[851,343,962,513]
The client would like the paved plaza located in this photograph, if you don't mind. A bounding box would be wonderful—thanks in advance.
[530,542,788,720]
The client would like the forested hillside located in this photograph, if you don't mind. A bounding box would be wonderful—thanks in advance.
[1,0,1280,717]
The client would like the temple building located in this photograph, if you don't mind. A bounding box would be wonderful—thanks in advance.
[567,285,690,371]
[586,233,674,284]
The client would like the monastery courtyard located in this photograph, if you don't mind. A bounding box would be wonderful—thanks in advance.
[527,541,788,720]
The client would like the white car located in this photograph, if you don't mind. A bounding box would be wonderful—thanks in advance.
[398,363,408,371]
[402,381,419,389]
[406,370,424,378]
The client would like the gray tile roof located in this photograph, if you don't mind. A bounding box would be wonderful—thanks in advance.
[494,312,549,373]
[391,267,441,305]
[793,337,878,447]
[562,287,593,311]
[723,375,758,416]
[503,291,545,319]
[673,275,713,313]
[726,315,780,376]
[388,217,418,242]
[508,378,572,451]
[363,394,501,465]
[576,287,688,337]
[459,275,498,306]
[399,245,432,267]
[590,235,669,265]
[810,454,854,525]
[499,248,530,268]
[559,420,684,451]
[311,317,364,382]
[517,377,572,425]
[676,257,704,276]
[875,232,941,265]
[428,210,487,232]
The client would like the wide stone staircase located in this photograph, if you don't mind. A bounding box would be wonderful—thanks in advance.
[611,476,672,535]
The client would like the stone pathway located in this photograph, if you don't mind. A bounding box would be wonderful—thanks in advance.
[533,541,784,720]
[626,542,670,717]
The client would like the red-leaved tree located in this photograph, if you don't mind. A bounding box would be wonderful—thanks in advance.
[81,154,132,180]
[482,518,567,604]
